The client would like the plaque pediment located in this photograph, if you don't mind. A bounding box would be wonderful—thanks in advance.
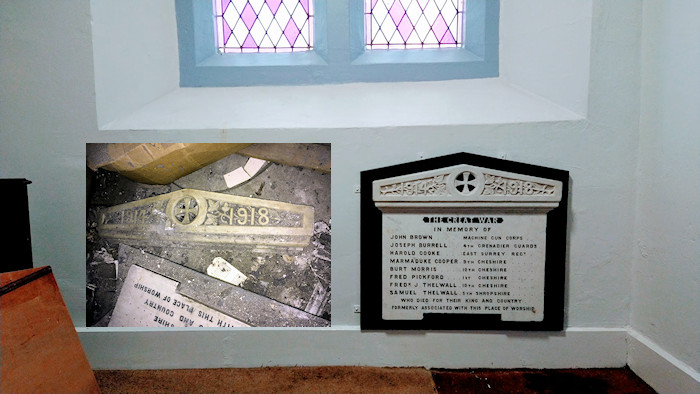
[373,164,562,207]
[97,189,314,248]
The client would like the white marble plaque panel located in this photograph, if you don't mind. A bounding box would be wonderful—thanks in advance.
[109,265,250,328]
[382,213,546,321]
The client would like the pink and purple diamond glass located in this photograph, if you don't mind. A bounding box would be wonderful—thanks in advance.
[365,0,464,50]
[215,0,313,53]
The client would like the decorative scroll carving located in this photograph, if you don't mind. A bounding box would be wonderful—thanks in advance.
[379,174,448,196]
[482,174,556,196]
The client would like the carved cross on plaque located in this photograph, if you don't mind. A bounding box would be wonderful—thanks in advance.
[361,153,569,331]
[97,189,314,249]
[173,196,199,225]
[454,171,478,195]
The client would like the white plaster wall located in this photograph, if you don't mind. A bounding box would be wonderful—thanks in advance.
[500,0,592,117]
[91,0,179,127]
[632,0,700,377]
[0,0,658,370]
[0,0,96,313]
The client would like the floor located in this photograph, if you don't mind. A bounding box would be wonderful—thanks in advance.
[94,366,656,393]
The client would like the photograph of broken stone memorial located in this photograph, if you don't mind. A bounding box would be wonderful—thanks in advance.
[86,143,331,328]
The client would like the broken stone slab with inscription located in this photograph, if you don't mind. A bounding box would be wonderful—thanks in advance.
[97,189,314,249]
[109,264,251,328]
[112,244,329,327]
[372,163,563,323]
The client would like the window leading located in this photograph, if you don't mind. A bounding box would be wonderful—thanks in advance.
[215,0,314,53]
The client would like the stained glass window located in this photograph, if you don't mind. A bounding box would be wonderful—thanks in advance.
[179,0,498,85]
[215,0,314,53]
[365,0,464,50]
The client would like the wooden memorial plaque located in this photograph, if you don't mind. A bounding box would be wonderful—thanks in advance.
[361,153,568,331]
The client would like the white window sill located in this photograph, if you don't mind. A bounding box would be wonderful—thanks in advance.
[100,78,583,131]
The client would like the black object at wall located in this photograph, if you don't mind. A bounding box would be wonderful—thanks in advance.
[0,179,33,272]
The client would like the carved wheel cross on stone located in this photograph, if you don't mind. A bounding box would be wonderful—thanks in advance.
[454,171,480,195]
[174,196,199,224]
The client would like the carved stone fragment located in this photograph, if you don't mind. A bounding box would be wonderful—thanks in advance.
[97,189,314,248]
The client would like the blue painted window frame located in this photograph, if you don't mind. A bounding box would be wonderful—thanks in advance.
[176,0,499,87]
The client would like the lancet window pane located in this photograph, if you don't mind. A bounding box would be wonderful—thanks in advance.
[365,0,464,50]
[215,0,314,53]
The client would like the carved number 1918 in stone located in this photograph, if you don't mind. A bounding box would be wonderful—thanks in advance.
[222,207,270,226]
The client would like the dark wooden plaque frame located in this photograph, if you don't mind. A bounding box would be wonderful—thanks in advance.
[360,153,569,331]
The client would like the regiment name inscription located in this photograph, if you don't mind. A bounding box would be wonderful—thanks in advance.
[361,153,568,331]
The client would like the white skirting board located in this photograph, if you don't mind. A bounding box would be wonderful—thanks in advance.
[77,327,627,370]
[627,329,700,394]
